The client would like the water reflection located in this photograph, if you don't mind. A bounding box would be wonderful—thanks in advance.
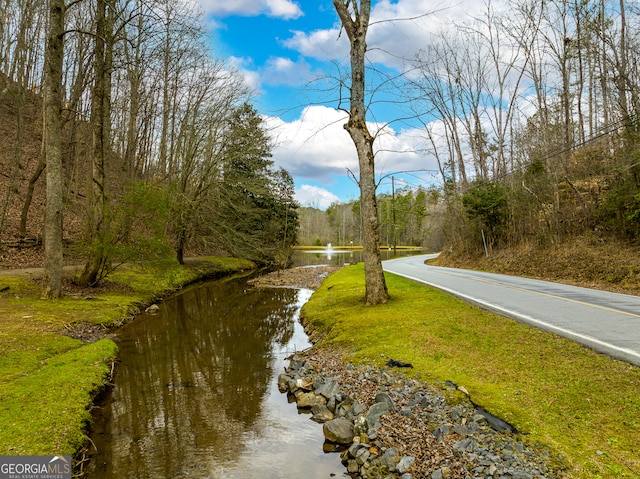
[87,278,342,478]
[293,247,423,267]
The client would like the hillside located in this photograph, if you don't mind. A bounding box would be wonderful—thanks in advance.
[0,75,98,270]
[433,235,640,296]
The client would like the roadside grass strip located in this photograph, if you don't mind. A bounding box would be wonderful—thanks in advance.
[301,264,640,479]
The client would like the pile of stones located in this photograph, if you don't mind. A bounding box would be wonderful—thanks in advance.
[278,354,559,479]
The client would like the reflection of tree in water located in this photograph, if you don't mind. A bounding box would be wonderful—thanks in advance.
[173,280,297,424]
[88,279,300,479]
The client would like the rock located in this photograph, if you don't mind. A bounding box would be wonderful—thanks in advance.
[314,377,340,398]
[355,447,371,465]
[375,391,396,411]
[430,467,450,479]
[365,401,392,426]
[323,417,354,444]
[311,404,334,423]
[397,456,415,474]
[295,391,327,409]
[145,304,160,314]
[277,373,291,392]
[378,447,400,470]
[353,414,368,435]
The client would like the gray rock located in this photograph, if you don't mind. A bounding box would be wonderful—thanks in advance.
[355,447,371,465]
[374,391,396,411]
[295,391,327,409]
[352,400,366,416]
[397,456,415,474]
[378,447,400,469]
[277,373,291,392]
[326,396,337,413]
[365,401,392,426]
[314,377,340,398]
[310,404,334,423]
[323,417,354,444]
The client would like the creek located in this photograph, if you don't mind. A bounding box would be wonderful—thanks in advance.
[86,275,344,478]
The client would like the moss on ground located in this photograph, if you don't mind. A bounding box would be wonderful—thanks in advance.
[0,256,255,457]
[301,264,640,479]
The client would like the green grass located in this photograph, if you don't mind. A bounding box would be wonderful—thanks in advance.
[0,256,255,458]
[0,340,118,455]
[302,264,640,479]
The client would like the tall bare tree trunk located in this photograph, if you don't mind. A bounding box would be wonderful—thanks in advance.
[333,0,388,305]
[42,0,65,299]
[79,0,112,286]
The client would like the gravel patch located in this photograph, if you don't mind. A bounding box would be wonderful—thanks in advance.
[284,348,560,479]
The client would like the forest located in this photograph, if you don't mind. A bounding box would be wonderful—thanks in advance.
[304,0,640,260]
[2,0,640,296]
[0,0,298,297]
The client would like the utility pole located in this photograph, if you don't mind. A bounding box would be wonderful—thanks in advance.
[392,176,396,252]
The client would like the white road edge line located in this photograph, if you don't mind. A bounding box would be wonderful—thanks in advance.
[386,269,640,363]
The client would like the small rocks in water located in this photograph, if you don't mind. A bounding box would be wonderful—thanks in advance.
[145,304,160,314]
[323,417,354,444]
[310,404,334,423]
[295,391,327,409]
[386,358,413,368]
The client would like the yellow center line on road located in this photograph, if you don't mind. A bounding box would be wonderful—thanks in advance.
[440,269,640,320]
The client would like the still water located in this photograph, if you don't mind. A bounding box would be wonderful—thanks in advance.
[293,247,422,267]
[86,275,344,478]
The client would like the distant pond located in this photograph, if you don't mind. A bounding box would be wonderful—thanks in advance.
[292,246,424,267]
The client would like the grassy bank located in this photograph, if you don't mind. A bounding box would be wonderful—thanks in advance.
[0,257,254,457]
[301,264,640,479]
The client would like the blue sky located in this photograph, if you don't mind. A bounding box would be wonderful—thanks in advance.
[196,0,495,208]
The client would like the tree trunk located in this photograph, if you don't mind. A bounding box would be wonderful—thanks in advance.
[19,157,46,238]
[78,0,112,286]
[333,0,388,305]
[41,0,65,299]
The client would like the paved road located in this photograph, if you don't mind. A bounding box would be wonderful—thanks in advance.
[383,254,640,367]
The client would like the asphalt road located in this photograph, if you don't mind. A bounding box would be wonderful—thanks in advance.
[383,254,640,367]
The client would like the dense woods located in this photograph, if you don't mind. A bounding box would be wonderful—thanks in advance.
[2,0,640,295]
[307,0,640,257]
[0,0,298,296]
[412,0,640,255]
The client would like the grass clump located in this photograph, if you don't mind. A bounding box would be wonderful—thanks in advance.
[302,264,640,479]
[0,256,255,457]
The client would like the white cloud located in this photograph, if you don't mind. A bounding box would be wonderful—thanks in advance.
[266,105,355,183]
[262,56,317,86]
[266,105,441,194]
[228,56,263,91]
[283,0,509,71]
[197,0,303,19]
[295,185,341,209]
[266,0,303,19]
[283,28,347,61]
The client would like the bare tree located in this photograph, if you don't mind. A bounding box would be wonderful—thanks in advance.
[333,0,388,305]
[41,0,65,298]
